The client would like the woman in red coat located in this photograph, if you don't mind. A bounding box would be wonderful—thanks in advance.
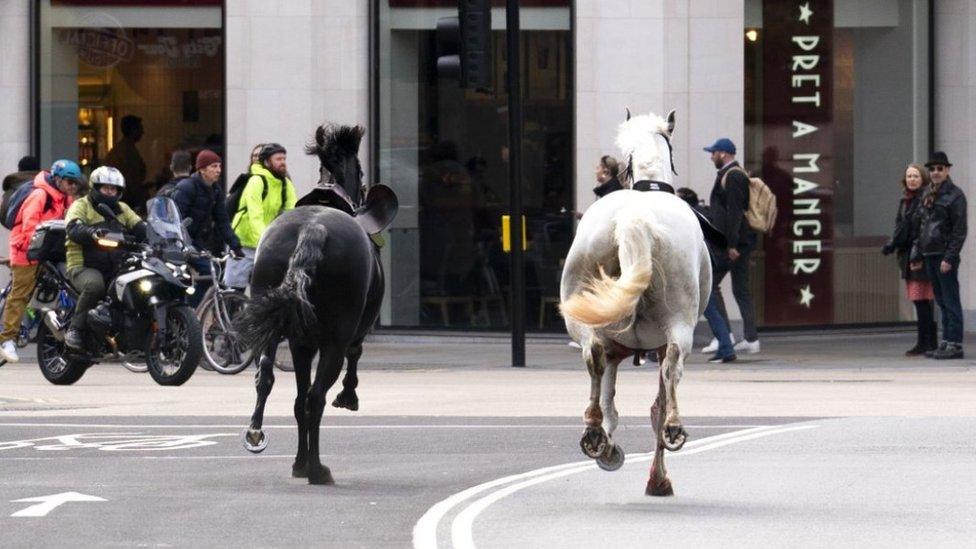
[0,160,81,363]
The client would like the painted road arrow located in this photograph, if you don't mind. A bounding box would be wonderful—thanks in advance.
[10,492,106,517]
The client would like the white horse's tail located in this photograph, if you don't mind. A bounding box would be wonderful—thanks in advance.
[561,208,654,328]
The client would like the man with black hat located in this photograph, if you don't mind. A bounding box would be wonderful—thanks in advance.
[911,151,967,359]
[701,137,760,356]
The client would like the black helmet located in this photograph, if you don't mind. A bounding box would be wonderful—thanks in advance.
[258,143,287,163]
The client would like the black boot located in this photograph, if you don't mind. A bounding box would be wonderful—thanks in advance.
[924,322,939,352]
[905,322,927,356]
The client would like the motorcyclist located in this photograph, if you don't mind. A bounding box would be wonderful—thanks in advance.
[63,166,147,350]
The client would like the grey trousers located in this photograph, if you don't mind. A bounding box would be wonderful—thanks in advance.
[69,267,106,331]
[712,250,759,342]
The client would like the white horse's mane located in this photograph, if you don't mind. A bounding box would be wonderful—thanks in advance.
[615,113,671,183]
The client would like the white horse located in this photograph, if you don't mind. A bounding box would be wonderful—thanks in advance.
[560,110,711,496]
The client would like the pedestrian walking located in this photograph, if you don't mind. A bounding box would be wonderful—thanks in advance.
[0,160,81,362]
[882,163,936,355]
[700,138,760,355]
[676,187,735,363]
[103,115,148,214]
[2,156,41,193]
[910,151,967,359]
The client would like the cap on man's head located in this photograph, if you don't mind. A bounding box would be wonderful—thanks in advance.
[925,151,952,168]
[703,138,736,155]
[195,149,221,171]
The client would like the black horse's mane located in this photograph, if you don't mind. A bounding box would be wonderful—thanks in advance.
[305,124,365,174]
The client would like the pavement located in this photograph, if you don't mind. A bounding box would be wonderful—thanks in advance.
[0,331,973,547]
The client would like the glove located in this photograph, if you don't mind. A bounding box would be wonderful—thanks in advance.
[881,242,895,256]
[92,227,109,240]
[230,246,245,260]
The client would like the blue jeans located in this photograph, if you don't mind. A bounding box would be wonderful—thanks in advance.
[188,256,212,309]
[924,256,963,344]
[703,292,734,357]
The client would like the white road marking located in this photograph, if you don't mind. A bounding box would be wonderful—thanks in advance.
[10,491,106,517]
[414,424,818,549]
[0,422,772,429]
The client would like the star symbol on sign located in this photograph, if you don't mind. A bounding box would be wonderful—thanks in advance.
[798,2,813,24]
[799,285,815,308]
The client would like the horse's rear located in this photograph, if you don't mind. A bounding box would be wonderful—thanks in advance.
[560,189,710,495]
[238,206,383,484]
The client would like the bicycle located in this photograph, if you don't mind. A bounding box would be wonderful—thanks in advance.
[194,253,256,375]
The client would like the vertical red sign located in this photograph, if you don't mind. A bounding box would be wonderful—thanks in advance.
[761,0,834,325]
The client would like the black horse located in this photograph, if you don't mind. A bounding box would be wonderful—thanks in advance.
[235,124,395,484]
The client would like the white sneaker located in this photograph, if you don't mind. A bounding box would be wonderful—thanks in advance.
[733,339,761,354]
[700,334,735,354]
[0,340,19,363]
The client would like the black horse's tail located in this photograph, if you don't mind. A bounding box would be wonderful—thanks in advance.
[236,224,328,353]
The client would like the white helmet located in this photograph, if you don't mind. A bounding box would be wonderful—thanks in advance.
[89,166,126,189]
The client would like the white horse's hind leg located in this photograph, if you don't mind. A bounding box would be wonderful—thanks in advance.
[646,355,674,496]
[579,342,610,459]
[595,357,626,471]
[600,359,620,436]
[661,328,692,451]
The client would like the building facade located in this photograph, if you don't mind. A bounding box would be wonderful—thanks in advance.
[2,0,975,333]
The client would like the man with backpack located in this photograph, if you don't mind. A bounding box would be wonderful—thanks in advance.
[223,142,297,290]
[154,150,192,199]
[0,160,81,362]
[701,137,761,355]
[171,149,244,306]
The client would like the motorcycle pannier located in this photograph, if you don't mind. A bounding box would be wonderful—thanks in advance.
[27,220,67,263]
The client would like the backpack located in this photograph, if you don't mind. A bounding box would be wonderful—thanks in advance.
[155,180,181,199]
[226,173,287,226]
[722,167,778,234]
[0,180,52,230]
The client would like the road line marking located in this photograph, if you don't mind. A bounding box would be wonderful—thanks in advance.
[450,424,818,549]
[0,422,773,430]
[411,424,816,549]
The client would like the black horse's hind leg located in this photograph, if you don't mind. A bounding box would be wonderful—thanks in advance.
[244,342,278,452]
[290,340,316,478]
[305,345,346,485]
[332,343,362,411]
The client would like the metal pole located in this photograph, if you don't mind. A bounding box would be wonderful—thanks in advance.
[507,0,525,367]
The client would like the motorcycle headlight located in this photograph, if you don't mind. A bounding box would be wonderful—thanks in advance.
[138,279,153,293]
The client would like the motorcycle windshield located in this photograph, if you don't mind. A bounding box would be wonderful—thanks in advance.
[145,197,188,247]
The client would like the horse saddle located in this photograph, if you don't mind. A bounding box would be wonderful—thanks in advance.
[296,183,399,238]
[632,180,728,251]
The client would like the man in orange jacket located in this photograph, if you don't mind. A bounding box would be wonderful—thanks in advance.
[0,160,81,362]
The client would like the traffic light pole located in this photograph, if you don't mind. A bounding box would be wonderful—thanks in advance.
[507,0,525,368]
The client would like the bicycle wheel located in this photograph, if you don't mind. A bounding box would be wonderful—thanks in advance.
[199,290,255,375]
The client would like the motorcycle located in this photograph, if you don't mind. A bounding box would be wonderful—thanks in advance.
[35,197,203,386]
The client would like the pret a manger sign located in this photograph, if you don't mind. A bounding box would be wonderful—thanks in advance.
[762,0,834,325]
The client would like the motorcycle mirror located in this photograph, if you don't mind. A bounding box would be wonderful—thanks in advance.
[96,203,120,222]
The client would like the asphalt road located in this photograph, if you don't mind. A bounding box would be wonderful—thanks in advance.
[0,415,790,547]
[0,334,974,547]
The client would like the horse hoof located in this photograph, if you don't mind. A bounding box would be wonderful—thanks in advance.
[596,444,625,472]
[579,426,608,459]
[241,428,269,453]
[663,425,688,451]
[332,389,359,411]
[307,464,335,485]
[645,477,674,497]
[292,461,307,478]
